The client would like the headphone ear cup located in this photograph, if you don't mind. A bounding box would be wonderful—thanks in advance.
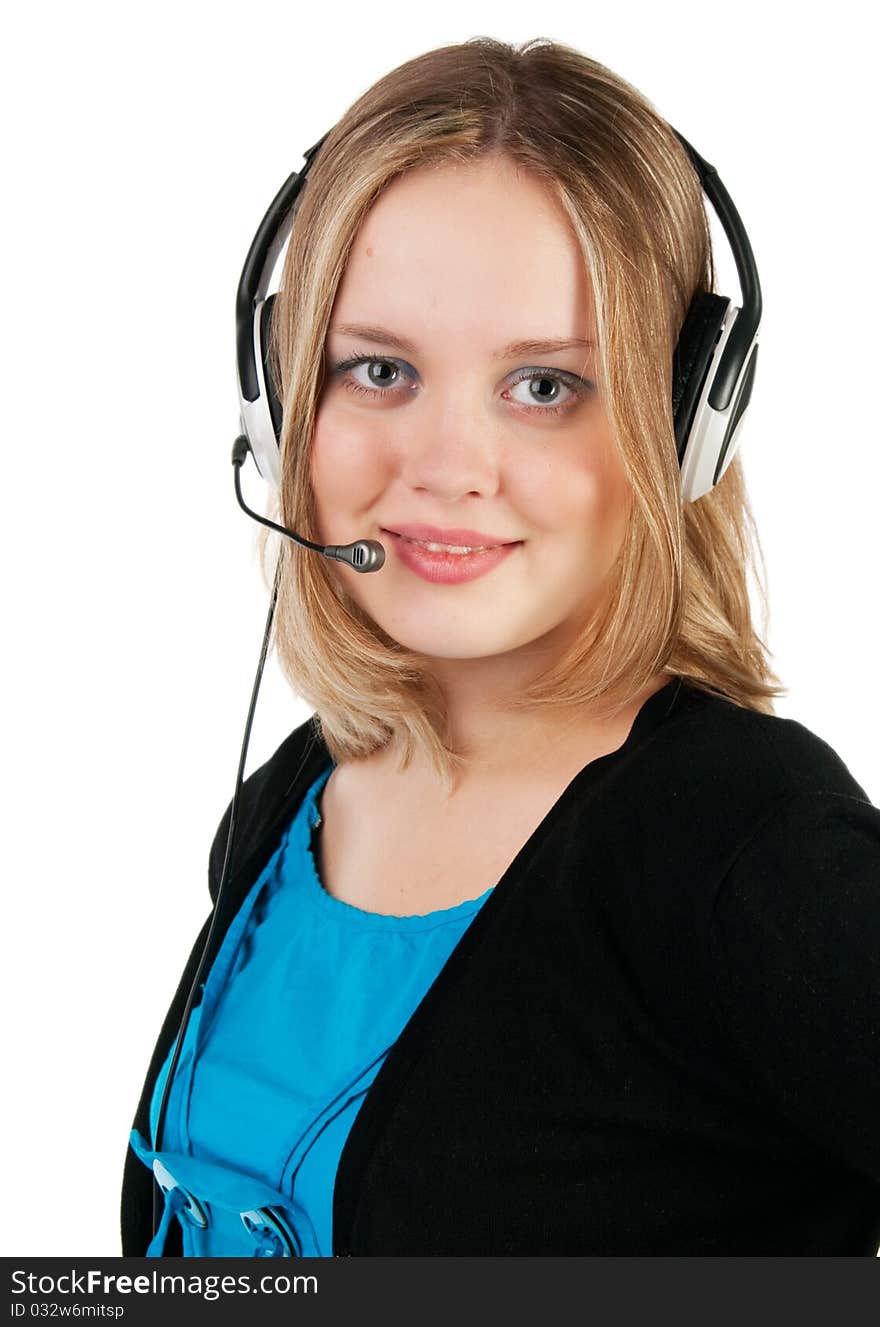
[672,291,730,464]
[260,292,284,446]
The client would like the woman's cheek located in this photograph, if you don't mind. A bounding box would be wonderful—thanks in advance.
[311,409,394,520]
[510,449,602,537]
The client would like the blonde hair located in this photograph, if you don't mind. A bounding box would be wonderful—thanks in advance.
[261,35,785,792]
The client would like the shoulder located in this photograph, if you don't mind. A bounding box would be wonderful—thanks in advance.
[569,680,878,901]
[653,684,880,957]
[656,680,873,808]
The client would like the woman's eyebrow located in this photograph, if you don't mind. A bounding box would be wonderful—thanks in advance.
[328,322,593,359]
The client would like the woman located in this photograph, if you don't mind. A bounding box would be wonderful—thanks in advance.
[121,37,880,1257]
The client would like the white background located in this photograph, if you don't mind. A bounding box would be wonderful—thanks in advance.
[3,0,877,1257]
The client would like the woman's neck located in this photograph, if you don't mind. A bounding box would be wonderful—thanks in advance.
[384,673,670,788]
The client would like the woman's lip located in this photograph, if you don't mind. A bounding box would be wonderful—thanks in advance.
[383,530,522,585]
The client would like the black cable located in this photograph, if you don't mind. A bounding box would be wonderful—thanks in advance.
[150,545,283,1237]
[232,448,325,552]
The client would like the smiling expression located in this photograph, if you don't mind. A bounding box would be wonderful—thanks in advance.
[309,153,632,664]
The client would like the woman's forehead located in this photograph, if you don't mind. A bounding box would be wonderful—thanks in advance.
[355,155,576,258]
[330,158,595,351]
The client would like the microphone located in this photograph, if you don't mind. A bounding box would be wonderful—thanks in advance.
[231,436,385,572]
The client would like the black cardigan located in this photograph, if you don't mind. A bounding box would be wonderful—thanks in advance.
[121,678,880,1256]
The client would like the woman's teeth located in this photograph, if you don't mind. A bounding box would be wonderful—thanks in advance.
[402,537,490,554]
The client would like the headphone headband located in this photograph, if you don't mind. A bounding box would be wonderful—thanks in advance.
[671,131,762,413]
[235,136,328,403]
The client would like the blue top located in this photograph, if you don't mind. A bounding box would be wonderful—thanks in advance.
[130,763,494,1257]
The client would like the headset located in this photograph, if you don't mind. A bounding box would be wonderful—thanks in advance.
[149,122,762,1241]
[233,128,761,502]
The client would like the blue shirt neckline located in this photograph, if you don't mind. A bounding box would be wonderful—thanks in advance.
[298,763,495,933]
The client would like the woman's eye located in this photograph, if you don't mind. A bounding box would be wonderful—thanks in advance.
[505,370,581,413]
[352,359,407,390]
[333,355,416,398]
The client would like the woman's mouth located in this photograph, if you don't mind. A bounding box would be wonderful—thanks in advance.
[382,530,522,584]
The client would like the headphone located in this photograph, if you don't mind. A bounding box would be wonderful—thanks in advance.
[234,127,761,507]
[149,123,762,1243]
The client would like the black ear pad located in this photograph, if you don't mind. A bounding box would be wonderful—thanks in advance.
[672,290,729,463]
[260,292,284,446]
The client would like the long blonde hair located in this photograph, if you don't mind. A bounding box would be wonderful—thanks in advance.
[261,35,784,792]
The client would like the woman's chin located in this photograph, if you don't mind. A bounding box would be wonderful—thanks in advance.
[370,616,555,665]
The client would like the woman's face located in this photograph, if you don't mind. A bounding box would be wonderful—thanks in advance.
[310,153,632,665]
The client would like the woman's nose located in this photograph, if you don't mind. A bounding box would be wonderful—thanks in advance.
[396,396,502,501]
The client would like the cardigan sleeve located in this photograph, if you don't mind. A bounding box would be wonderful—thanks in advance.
[708,790,880,1186]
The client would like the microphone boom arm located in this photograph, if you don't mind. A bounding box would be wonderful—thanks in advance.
[232,436,385,572]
